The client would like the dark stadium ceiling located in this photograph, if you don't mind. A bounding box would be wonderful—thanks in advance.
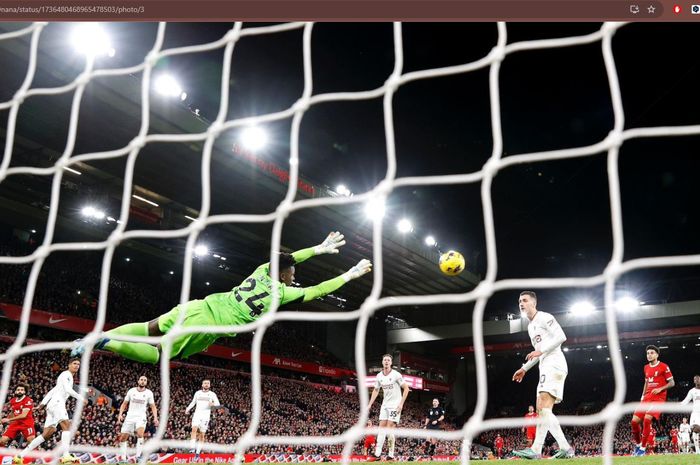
[2,22,700,333]
[0,26,479,321]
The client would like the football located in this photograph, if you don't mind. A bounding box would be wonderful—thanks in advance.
[439,250,466,276]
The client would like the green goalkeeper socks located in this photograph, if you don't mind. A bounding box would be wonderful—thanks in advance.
[104,322,160,364]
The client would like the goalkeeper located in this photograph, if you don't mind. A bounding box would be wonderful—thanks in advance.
[71,232,371,364]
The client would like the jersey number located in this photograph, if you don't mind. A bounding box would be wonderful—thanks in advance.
[234,278,270,317]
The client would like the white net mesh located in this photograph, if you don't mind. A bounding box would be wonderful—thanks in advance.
[1,20,700,465]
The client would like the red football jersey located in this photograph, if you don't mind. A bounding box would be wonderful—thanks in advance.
[524,412,538,430]
[643,362,673,400]
[494,437,504,448]
[671,429,678,439]
[9,396,34,425]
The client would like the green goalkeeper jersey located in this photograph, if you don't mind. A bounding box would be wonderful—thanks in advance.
[203,247,347,331]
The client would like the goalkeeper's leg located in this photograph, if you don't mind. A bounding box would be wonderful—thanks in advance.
[71,320,161,363]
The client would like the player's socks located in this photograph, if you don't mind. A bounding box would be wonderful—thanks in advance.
[375,432,386,457]
[531,409,550,455]
[189,439,197,452]
[120,441,128,461]
[104,323,160,364]
[542,409,571,451]
[631,420,641,445]
[693,432,700,453]
[20,435,45,457]
[387,434,395,457]
[136,438,144,458]
[60,431,72,454]
[641,417,652,448]
[195,441,203,455]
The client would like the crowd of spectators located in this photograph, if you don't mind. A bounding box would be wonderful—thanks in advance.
[1,343,464,457]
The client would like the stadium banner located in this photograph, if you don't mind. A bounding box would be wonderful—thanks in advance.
[0,303,353,379]
[1,454,460,464]
[423,379,450,393]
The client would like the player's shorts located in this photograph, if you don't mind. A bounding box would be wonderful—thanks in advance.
[44,404,69,428]
[427,423,441,431]
[378,406,401,424]
[690,412,700,427]
[191,414,211,432]
[120,417,147,434]
[537,367,567,403]
[633,397,664,421]
[2,423,36,440]
[158,300,220,359]
[672,437,679,444]
[526,427,536,440]
[679,433,690,443]
[364,436,376,449]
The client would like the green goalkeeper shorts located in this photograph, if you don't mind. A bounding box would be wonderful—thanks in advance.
[157,300,220,359]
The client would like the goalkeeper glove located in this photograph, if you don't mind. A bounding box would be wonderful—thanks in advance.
[342,259,372,282]
[313,231,346,255]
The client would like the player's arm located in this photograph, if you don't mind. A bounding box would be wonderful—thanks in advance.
[437,410,445,424]
[62,375,85,403]
[185,393,197,414]
[526,317,567,362]
[281,259,372,305]
[651,374,675,395]
[367,387,380,409]
[40,386,56,407]
[256,232,347,275]
[118,399,129,423]
[640,379,648,401]
[3,408,31,422]
[149,393,159,426]
[681,389,694,405]
[397,382,410,414]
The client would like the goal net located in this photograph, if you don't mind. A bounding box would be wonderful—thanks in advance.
[1,21,700,465]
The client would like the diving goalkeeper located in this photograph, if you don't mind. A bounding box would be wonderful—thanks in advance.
[71,232,371,364]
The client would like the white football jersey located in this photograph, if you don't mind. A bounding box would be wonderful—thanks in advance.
[375,369,405,408]
[187,390,220,416]
[682,388,700,415]
[526,311,568,372]
[124,387,155,420]
[41,370,83,408]
[680,423,692,435]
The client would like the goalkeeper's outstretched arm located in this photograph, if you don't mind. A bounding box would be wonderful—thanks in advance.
[257,231,347,271]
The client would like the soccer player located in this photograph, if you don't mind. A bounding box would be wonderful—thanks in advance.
[522,405,537,448]
[0,385,36,448]
[72,232,372,363]
[681,374,700,454]
[630,345,674,456]
[18,359,85,462]
[117,376,158,461]
[367,354,410,460]
[669,426,679,453]
[423,398,444,457]
[646,425,656,454]
[362,420,376,456]
[679,418,692,453]
[511,291,573,460]
[185,379,222,459]
[494,434,504,459]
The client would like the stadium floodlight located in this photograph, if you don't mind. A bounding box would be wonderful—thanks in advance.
[570,301,595,317]
[397,218,413,233]
[30,229,36,234]
[154,74,184,98]
[205,282,210,286]
[240,126,268,152]
[180,92,187,101]
[424,235,437,246]
[132,194,159,207]
[81,206,96,217]
[364,197,385,221]
[169,271,174,275]
[614,296,639,312]
[194,244,209,257]
[70,23,114,57]
[336,184,352,196]
[63,166,82,175]
[125,258,130,262]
